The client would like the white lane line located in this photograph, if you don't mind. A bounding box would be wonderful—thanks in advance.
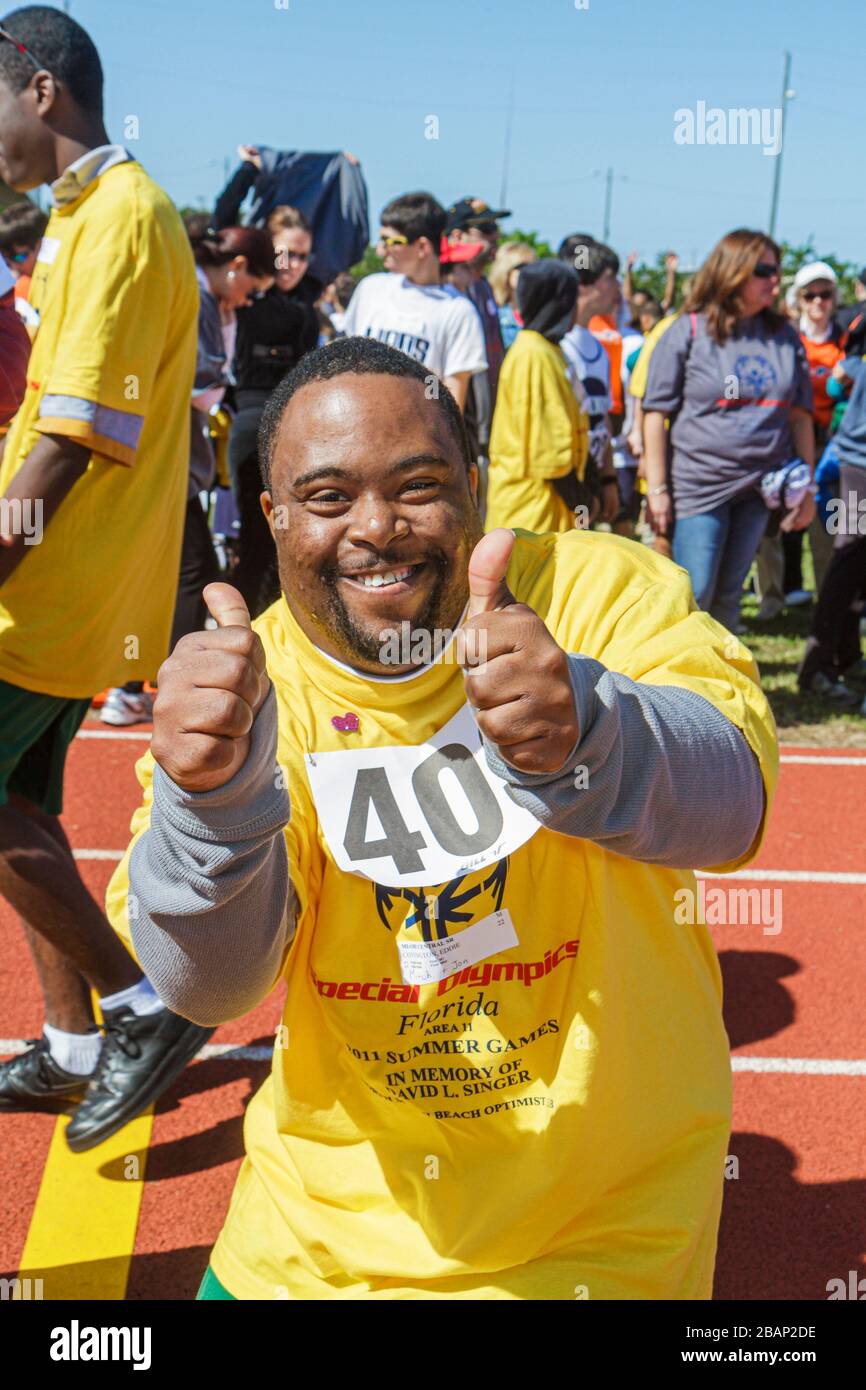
[68,854,866,882]
[0,1040,861,1073]
[77,743,866,758]
[0,1039,272,1062]
[732,1057,866,1076]
[697,869,866,885]
[77,730,152,740]
[780,754,866,765]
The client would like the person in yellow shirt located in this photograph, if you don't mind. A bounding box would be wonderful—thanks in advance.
[109,336,778,1301]
[0,7,212,1150]
[486,260,591,534]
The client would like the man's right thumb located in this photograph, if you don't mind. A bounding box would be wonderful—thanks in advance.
[203,582,252,629]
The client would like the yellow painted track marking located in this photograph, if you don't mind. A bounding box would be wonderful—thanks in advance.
[16,1108,153,1300]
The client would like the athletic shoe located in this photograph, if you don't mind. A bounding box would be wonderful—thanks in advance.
[756,599,784,622]
[0,1037,90,1113]
[99,688,154,726]
[802,671,860,706]
[65,1006,214,1153]
[784,589,813,607]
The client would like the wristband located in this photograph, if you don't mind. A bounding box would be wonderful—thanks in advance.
[649,484,669,496]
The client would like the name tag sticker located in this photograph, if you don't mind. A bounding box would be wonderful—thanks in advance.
[304,702,540,887]
[397,908,519,986]
[36,237,61,265]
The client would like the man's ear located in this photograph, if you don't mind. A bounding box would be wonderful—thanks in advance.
[261,490,277,541]
[468,462,480,510]
[32,70,59,119]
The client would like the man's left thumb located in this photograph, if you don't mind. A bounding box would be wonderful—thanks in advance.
[465,529,516,619]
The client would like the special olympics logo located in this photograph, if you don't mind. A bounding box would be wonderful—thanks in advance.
[733,354,777,399]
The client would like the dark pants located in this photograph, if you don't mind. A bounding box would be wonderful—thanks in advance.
[798,464,866,687]
[170,494,222,650]
[228,404,280,619]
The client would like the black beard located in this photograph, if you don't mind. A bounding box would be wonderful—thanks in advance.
[318,550,456,668]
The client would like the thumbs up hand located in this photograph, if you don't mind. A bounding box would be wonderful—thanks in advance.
[152,583,271,793]
[461,531,580,775]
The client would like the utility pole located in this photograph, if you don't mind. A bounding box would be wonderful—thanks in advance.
[596,167,626,242]
[769,50,794,239]
[602,167,613,241]
[499,75,515,211]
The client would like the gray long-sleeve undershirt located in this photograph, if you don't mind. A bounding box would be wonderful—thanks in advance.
[128,659,764,1026]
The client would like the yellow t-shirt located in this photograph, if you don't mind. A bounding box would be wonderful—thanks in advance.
[107,529,777,1300]
[0,160,199,697]
[628,312,679,400]
[486,330,589,534]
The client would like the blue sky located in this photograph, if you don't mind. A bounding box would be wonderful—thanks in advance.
[48,0,866,270]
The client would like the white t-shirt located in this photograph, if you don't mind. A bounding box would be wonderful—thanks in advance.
[612,331,644,467]
[560,325,611,419]
[560,324,611,468]
[342,272,487,381]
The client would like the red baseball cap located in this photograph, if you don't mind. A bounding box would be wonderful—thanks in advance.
[439,235,487,265]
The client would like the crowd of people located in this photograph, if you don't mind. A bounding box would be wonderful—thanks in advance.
[0,4,859,1303]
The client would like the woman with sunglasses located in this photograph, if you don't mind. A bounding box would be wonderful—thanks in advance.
[225,202,319,617]
[642,229,814,634]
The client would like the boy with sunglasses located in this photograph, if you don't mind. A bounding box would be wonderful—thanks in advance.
[0,197,47,331]
[342,191,487,413]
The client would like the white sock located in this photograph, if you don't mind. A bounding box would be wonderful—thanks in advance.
[99,976,164,1018]
[43,1022,102,1076]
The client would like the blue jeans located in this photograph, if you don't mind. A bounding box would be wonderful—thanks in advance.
[673,491,769,632]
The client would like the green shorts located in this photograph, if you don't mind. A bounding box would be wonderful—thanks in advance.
[196,1265,236,1300]
[0,679,93,816]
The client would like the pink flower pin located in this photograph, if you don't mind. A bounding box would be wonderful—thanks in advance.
[331,712,360,733]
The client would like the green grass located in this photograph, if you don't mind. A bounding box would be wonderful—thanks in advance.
[739,550,866,747]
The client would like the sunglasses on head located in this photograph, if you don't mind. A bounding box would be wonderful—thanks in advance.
[803,288,833,302]
[0,24,45,70]
[753,262,780,279]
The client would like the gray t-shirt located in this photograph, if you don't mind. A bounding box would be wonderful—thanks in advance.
[643,311,812,518]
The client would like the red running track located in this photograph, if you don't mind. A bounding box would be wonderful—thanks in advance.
[0,720,864,1300]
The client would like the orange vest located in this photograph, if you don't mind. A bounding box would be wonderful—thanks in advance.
[589,314,623,415]
[801,333,844,430]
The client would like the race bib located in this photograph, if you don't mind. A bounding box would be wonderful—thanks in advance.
[304,702,541,887]
[397,908,519,986]
[36,237,61,265]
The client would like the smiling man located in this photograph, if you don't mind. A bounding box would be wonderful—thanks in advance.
[107,337,778,1301]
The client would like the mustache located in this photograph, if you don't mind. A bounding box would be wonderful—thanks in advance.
[321,550,449,582]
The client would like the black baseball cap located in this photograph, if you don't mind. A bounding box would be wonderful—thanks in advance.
[445,198,511,234]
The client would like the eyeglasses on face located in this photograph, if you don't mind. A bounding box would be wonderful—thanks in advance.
[752,262,780,279]
[0,24,45,70]
[803,289,834,302]
[378,233,410,249]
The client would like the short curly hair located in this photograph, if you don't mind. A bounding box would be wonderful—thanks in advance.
[0,6,103,115]
[258,337,473,492]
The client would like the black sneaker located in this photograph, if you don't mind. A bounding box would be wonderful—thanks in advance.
[65,1006,214,1153]
[0,1037,91,1113]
